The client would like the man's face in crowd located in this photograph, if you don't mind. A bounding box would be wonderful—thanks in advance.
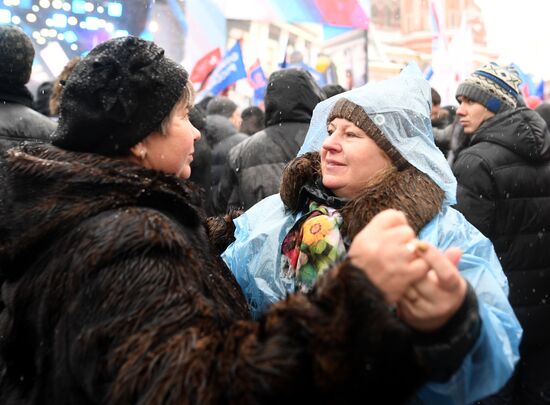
[456,96,495,134]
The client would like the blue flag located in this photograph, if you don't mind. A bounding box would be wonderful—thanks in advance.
[535,80,545,100]
[204,41,247,96]
[285,62,326,86]
[247,59,267,106]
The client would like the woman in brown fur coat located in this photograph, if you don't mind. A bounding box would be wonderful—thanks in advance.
[0,37,443,404]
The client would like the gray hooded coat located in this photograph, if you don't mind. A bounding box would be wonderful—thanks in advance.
[215,68,325,212]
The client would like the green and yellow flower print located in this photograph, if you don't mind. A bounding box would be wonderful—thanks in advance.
[281,201,346,291]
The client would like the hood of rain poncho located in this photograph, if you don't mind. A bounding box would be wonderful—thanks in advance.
[299,62,457,206]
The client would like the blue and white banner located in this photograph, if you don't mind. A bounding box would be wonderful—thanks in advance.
[247,59,267,105]
[204,40,247,96]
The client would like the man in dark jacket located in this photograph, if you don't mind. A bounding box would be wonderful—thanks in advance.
[452,62,550,404]
[216,68,326,211]
[188,105,213,208]
[204,97,248,214]
[0,25,56,226]
[0,26,56,155]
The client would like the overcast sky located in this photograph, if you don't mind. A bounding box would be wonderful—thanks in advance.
[477,0,550,80]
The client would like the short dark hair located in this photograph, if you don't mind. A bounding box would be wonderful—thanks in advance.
[322,84,346,98]
[240,106,265,135]
[431,87,441,106]
[188,105,207,131]
[159,80,195,135]
[206,96,238,118]
[34,81,54,116]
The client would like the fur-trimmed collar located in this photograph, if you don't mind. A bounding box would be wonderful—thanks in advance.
[0,143,205,275]
[279,152,444,239]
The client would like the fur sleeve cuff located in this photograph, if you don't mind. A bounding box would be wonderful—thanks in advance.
[205,210,242,255]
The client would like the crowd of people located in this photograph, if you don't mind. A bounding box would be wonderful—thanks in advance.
[0,24,549,404]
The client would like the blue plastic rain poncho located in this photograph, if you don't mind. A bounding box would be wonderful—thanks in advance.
[222,63,522,404]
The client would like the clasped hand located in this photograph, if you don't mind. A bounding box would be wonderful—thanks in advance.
[348,209,467,332]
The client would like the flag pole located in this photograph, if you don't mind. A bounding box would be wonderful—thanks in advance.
[363,28,369,84]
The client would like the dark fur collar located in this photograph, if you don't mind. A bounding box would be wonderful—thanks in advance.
[280,152,444,239]
[0,143,205,271]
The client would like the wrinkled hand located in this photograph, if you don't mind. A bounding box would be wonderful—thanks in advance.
[348,209,431,304]
[397,245,467,332]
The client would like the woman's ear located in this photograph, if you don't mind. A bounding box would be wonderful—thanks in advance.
[130,141,147,161]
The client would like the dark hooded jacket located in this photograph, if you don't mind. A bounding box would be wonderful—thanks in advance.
[215,68,325,212]
[205,115,248,185]
[0,26,56,151]
[204,114,247,214]
[0,90,56,207]
[188,106,213,213]
[452,107,550,347]
[0,95,56,155]
[0,143,436,404]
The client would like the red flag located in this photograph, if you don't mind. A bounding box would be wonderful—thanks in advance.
[521,83,530,98]
[190,48,222,84]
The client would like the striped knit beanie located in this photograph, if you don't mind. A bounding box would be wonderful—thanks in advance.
[456,62,521,113]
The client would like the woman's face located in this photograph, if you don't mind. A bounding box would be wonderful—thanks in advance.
[321,117,392,199]
[139,103,201,179]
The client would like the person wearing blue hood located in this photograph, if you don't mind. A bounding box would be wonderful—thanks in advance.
[223,63,522,404]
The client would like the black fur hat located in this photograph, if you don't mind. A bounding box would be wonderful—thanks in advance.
[52,36,188,156]
[0,25,35,85]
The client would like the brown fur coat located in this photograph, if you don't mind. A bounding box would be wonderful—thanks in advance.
[0,144,431,404]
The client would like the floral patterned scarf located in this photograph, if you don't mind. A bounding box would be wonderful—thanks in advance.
[281,200,347,292]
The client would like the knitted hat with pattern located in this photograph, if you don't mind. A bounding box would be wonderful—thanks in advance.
[327,98,408,169]
[0,25,35,85]
[456,62,521,113]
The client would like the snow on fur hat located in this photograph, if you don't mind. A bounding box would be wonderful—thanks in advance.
[0,25,35,85]
[52,36,188,156]
[456,62,521,113]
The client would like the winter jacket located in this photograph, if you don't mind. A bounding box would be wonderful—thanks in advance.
[204,114,247,214]
[188,136,212,203]
[0,96,56,207]
[0,101,56,153]
[223,64,522,404]
[215,68,325,212]
[0,143,440,404]
[452,106,550,347]
[188,105,213,213]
